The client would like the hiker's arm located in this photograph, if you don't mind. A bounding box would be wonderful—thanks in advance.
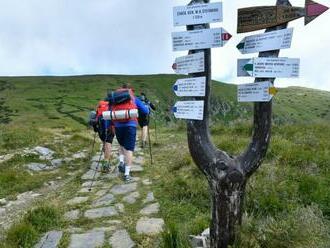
[135,98,150,115]
[149,102,156,111]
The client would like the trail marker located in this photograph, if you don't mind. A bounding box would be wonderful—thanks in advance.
[237,81,277,102]
[237,0,329,33]
[173,100,204,120]
[172,28,232,51]
[173,77,206,97]
[237,28,293,54]
[173,2,223,26]
[237,57,300,78]
[172,52,205,74]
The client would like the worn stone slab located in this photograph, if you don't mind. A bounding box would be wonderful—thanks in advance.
[84,206,118,219]
[115,203,125,213]
[105,220,122,225]
[35,231,63,248]
[122,192,140,204]
[81,181,101,187]
[92,194,115,207]
[136,217,164,234]
[109,229,135,248]
[51,159,63,167]
[34,146,55,158]
[142,179,152,185]
[130,165,143,172]
[69,231,105,248]
[66,197,89,206]
[26,163,52,172]
[140,203,160,215]
[95,189,108,197]
[0,208,6,216]
[78,188,94,193]
[72,152,86,159]
[110,183,137,195]
[134,156,144,165]
[143,192,155,204]
[64,210,80,221]
[81,170,100,180]
[66,227,84,234]
[0,198,7,206]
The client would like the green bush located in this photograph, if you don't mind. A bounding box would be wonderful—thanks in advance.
[6,223,38,248]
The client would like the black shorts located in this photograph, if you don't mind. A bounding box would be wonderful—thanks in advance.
[138,116,149,128]
[98,129,114,143]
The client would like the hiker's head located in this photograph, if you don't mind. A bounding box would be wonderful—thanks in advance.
[140,92,146,101]
[122,83,131,89]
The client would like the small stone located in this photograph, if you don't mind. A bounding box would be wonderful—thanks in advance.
[189,235,207,248]
[92,194,115,207]
[66,197,89,206]
[122,192,140,204]
[34,146,55,158]
[140,203,160,215]
[95,189,108,197]
[72,152,86,159]
[66,227,84,234]
[51,159,63,167]
[110,183,137,195]
[84,206,118,219]
[143,192,155,204]
[64,210,80,221]
[81,170,100,180]
[56,177,62,180]
[115,203,125,213]
[69,231,104,248]
[92,226,116,232]
[78,188,93,193]
[35,230,63,248]
[136,217,164,234]
[142,179,152,185]
[0,208,6,216]
[0,198,7,206]
[201,228,210,238]
[26,163,50,172]
[130,165,143,172]
[109,229,135,248]
[105,220,122,225]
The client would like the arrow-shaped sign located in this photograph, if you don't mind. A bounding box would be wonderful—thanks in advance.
[172,52,205,74]
[237,28,293,54]
[172,28,232,52]
[173,2,223,26]
[237,57,300,78]
[173,101,204,120]
[237,0,329,33]
[238,81,277,102]
[173,77,206,97]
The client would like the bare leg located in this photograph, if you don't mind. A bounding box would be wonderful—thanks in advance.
[124,149,133,176]
[142,126,148,143]
[119,146,125,163]
[104,142,112,161]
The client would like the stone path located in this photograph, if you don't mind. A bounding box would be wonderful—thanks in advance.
[34,141,164,247]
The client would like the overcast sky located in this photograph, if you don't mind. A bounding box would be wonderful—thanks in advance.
[0,0,329,91]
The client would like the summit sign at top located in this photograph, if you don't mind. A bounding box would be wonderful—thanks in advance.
[173,2,223,26]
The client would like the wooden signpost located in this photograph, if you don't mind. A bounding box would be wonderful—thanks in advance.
[172,28,232,51]
[236,28,293,54]
[170,0,327,247]
[237,0,329,33]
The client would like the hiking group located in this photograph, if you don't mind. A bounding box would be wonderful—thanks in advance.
[89,83,156,183]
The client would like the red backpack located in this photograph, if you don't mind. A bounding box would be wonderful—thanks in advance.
[111,88,137,122]
[96,101,109,118]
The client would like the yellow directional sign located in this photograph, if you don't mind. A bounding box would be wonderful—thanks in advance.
[269,87,278,96]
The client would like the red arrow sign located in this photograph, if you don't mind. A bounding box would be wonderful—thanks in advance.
[305,0,329,24]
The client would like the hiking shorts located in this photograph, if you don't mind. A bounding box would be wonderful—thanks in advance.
[115,126,137,151]
[98,129,114,143]
[138,115,149,128]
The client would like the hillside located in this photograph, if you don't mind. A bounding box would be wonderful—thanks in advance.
[0,75,329,247]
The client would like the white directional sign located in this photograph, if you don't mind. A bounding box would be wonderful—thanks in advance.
[173,101,204,120]
[172,28,232,51]
[173,77,206,97]
[237,57,300,78]
[172,52,205,74]
[173,2,223,26]
[237,81,277,102]
[237,28,293,54]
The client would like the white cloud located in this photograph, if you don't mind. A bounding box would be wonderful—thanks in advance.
[0,0,329,91]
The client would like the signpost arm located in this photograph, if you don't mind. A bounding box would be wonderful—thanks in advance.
[239,0,291,178]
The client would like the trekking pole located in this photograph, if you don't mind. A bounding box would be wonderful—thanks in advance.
[147,115,153,164]
[154,114,158,144]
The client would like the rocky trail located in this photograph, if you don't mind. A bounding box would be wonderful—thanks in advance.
[34,141,164,248]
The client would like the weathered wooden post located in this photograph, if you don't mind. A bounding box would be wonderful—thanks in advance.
[171,0,328,247]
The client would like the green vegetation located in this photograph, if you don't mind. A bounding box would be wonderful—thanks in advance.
[0,75,329,247]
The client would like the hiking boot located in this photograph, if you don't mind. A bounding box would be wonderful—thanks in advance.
[118,162,125,174]
[123,175,132,183]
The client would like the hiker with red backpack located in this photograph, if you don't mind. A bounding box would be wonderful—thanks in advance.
[106,83,150,182]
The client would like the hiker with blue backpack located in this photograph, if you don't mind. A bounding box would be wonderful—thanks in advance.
[138,92,156,148]
[105,83,150,182]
